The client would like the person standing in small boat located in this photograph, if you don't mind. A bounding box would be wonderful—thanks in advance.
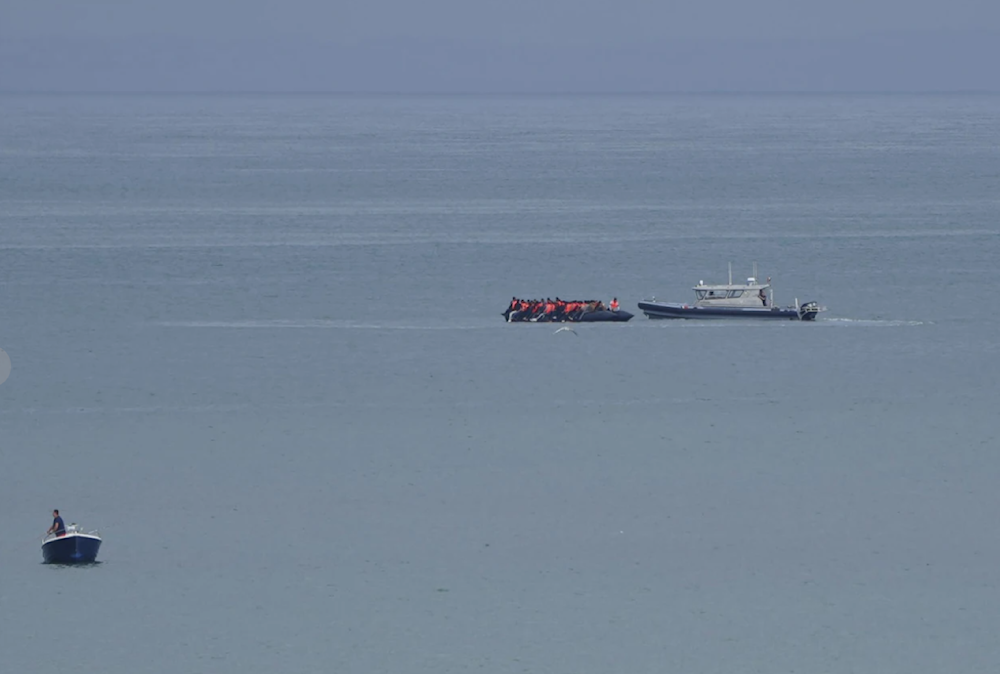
[46,509,65,537]
[610,298,619,311]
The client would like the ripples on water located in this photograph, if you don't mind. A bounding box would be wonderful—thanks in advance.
[1,94,999,674]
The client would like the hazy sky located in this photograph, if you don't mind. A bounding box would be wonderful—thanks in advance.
[5,0,999,41]
[2,1,999,91]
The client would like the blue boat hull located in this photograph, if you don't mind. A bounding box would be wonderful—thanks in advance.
[42,534,102,564]
[638,301,818,321]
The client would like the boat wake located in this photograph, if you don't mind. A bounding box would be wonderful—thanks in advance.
[155,320,494,331]
[1,394,793,417]
[822,318,930,327]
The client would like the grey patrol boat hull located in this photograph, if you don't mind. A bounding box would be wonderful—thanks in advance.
[638,301,820,321]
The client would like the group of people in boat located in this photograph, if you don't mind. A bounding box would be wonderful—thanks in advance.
[505,296,620,322]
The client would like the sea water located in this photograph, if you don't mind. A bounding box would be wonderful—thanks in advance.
[1,93,999,673]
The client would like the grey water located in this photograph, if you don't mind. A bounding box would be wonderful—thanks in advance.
[1,93,999,673]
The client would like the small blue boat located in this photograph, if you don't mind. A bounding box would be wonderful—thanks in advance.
[42,524,102,564]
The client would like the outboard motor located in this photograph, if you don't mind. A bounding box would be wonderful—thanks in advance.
[797,301,820,321]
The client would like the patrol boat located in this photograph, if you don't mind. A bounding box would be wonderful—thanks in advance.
[637,264,822,321]
[41,524,102,564]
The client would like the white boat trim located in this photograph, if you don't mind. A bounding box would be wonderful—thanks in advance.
[42,524,102,545]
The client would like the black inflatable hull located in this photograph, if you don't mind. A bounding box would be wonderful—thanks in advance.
[504,309,633,323]
[577,310,633,322]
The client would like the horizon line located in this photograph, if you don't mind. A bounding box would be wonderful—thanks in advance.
[2,89,999,96]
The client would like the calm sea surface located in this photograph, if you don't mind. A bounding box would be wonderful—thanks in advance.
[1,93,999,673]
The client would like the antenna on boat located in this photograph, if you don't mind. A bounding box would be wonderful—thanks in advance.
[728,262,732,286]
[753,262,758,283]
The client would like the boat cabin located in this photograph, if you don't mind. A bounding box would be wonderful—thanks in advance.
[693,278,771,307]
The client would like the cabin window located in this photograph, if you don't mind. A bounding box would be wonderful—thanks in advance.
[727,290,745,298]
[697,290,733,300]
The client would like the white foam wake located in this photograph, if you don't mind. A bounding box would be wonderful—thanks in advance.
[822,317,930,327]
[155,319,494,331]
